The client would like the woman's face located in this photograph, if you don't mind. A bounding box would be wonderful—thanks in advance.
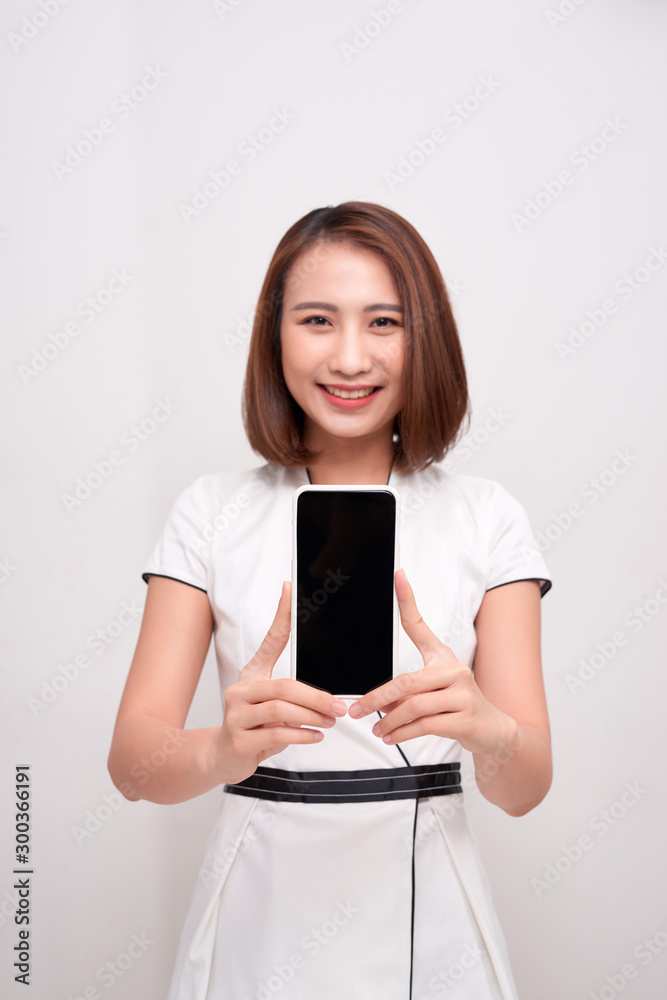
[280,241,405,451]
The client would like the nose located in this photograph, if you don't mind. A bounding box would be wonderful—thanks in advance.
[328,325,372,376]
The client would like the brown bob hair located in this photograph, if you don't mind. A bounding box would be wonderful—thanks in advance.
[242,201,470,474]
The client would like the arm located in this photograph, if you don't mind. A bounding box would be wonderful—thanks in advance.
[348,572,552,818]
[107,575,221,805]
[107,576,347,805]
[470,579,552,817]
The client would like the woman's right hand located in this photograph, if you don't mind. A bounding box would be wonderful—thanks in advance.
[213,581,348,785]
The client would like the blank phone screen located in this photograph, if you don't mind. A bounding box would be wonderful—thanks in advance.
[295,489,396,696]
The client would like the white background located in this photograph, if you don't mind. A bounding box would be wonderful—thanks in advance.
[2,1,667,997]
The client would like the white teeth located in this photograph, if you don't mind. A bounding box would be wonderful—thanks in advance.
[324,385,376,399]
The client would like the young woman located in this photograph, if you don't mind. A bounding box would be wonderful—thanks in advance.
[108,201,552,1000]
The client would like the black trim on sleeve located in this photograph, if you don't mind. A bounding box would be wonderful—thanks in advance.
[141,572,207,594]
[486,577,552,598]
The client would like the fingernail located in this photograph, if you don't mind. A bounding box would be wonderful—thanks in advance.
[331,700,348,717]
[372,722,381,736]
[382,735,393,744]
[322,715,336,726]
[312,731,324,741]
[348,703,362,719]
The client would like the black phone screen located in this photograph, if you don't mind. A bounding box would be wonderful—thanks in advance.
[295,489,396,696]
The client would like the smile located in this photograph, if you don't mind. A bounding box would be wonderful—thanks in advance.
[322,385,378,399]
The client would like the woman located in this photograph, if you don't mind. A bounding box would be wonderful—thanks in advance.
[108,201,552,1000]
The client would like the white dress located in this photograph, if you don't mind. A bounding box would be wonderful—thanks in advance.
[142,461,551,1000]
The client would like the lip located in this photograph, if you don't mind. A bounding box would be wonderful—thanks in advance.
[317,384,382,410]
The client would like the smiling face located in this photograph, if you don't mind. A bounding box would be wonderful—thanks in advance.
[280,241,405,454]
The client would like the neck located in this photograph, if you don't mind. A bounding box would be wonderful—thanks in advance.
[304,427,396,486]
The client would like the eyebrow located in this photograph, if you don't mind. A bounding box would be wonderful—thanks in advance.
[290,301,404,313]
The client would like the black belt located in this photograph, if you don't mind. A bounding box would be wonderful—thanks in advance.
[223,762,462,804]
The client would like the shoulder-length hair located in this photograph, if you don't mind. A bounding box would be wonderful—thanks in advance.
[242,201,470,473]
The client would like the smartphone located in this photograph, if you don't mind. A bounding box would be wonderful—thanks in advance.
[291,484,400,698]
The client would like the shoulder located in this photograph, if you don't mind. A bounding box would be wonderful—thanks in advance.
[171,462,283,513]
[403,463,517,517]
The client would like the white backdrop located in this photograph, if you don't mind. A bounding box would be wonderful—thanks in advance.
[2,1,667,997]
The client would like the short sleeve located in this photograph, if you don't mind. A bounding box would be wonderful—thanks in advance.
[485,484,552,598]
[141,477,211,593]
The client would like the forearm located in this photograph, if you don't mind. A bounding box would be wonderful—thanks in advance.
[472,716,553,817]
[108,713,224,805]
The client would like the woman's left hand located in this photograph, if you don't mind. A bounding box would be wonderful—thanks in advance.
[348,569,518,756]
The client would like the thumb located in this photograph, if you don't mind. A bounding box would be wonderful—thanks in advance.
[240,581,292,682]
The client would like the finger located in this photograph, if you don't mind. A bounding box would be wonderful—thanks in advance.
[373,717,448,745]
[243,677,348,718]
[243,726,325,753]
[241,582,292,681]
[394,569,444,657]
[348,665,449,720]
[371,690,452,737]
[241,699,337,730]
